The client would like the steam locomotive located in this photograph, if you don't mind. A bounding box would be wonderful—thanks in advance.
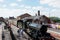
[17,18,58,40]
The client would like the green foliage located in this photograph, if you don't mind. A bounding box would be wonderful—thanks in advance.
[49,17,60,23]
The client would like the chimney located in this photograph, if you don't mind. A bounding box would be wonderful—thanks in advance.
[38,10,40,16]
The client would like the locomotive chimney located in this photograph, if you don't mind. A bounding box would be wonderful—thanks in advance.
[38,10,40,16]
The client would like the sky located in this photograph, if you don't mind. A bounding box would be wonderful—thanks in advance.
[0,0,60,18]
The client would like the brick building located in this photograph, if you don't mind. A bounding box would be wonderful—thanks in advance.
[17,13,31,20]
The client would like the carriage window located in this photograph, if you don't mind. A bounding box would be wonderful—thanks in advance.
[17,22,22,28]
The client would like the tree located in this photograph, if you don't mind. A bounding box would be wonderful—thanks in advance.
[49,17,60,23]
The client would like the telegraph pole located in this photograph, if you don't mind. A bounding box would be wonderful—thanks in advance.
[49,11,50,17]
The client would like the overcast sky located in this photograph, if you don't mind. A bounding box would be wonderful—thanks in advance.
[0,0,60,18]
